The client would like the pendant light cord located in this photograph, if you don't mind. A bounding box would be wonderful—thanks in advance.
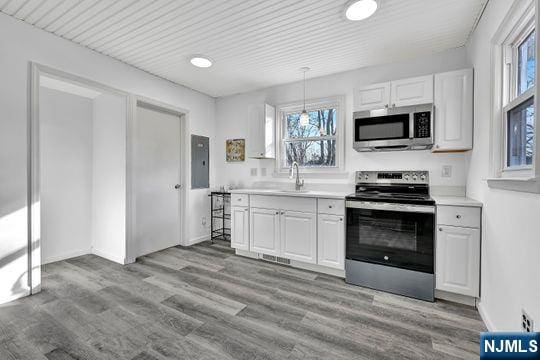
[303,70,306,110]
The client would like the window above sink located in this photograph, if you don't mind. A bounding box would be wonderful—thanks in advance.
[275,96,346,176]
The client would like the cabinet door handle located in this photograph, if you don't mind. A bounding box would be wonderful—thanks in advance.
[439,227,443,231]
[456,214,461,219]
[275,211,279,215]
[328,205,333,208]
[339,218,343,222]
[281,211,285,215]
[244,208,249,212]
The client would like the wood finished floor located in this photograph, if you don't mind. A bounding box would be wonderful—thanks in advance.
[0,240,485,360]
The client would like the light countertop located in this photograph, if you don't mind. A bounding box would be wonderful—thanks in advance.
[230,188,349,199]
[432,195,482,207]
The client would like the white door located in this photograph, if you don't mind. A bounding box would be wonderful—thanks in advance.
[390,75,433,107]
[231,206,249,251]
[436,225,480,297]
[317,214,345,270]
[250,208,280,256]
[280,211,317,264]
[134,106,182,257]
[433,69,473,151]
[353,82,391,111]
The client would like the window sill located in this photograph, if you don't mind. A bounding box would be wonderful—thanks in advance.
[272,170,350,179]
[486,176,540,193]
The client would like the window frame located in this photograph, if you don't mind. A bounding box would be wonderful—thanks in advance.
[275,96,345,175]
[502,18,535,175]
[489,0,538,189]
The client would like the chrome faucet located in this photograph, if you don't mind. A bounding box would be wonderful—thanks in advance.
[289,161,304,191]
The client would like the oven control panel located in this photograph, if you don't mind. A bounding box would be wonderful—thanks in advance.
[356,171,429,184]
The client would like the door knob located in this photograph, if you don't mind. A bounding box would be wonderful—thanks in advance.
[174,184,182,189]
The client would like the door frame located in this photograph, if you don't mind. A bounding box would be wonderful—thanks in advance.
[29,63,130,294]
[127,96,189,262]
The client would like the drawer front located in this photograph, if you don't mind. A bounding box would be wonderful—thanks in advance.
[250,195,316,213]
[318,198,345,215]
[437,205,480,228]
[231,194,249,207]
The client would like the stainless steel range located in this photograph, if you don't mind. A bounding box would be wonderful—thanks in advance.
[345,171,435,301]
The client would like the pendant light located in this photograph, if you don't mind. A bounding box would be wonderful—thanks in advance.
[299,67,310,126]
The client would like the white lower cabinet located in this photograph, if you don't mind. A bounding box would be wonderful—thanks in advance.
[436,225,480,297]
[231,194,345,271]
[231,206,249,251]
[317,214,345,270]
[281,211,317,264]
[250,207,280,256]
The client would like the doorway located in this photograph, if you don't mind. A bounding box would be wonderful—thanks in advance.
[29,65,189,296]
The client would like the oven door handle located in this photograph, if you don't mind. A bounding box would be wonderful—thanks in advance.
[346,201,435,214]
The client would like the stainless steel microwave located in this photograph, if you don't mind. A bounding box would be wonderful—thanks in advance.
[353,104,433,152]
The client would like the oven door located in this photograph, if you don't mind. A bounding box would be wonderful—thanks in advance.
[346,201,434,273]
[353,112,412,150]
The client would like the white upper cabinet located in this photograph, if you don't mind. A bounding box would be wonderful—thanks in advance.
[390,75,434,107]
[353,82,391,111]
[280,211,317,264]
[433,69,473,152]
[354,75,433,111]
[247,103,275,159]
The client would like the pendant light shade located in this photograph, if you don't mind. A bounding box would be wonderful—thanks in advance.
[299,110,310,126]
[299,67,310,126]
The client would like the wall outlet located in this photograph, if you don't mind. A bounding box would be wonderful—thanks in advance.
[441,165,452,178]
[201,216,207,227]
[250,168,258,176]
[261,167,267,176]
[522,309,534,332]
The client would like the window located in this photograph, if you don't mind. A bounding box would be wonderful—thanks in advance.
[503,27,536,171]
[276,97,344,173]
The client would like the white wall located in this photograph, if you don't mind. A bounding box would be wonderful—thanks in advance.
[40,88,93,264]
[466,0,540,331]
[92,93,127,264]
[0,13,215,304]
[215,47,470,191]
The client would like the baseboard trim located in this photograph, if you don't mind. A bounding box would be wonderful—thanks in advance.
[477,302,496,331]
[434,289,477,307]
[43,248,91,265]
[187,234,210,246]
[0,289,31,305]
[91,248,126,265]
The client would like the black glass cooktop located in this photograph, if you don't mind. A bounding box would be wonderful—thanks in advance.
[346,184,434,205]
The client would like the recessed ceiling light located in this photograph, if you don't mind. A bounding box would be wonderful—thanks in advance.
[345,0,378,21]
[190,56,213,68]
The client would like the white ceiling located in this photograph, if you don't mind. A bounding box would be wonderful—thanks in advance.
[1,0,487,97]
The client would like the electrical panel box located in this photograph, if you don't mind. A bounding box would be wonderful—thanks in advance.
[191,135,209,189]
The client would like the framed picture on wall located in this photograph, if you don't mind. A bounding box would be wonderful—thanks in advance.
[226,139,245,162]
